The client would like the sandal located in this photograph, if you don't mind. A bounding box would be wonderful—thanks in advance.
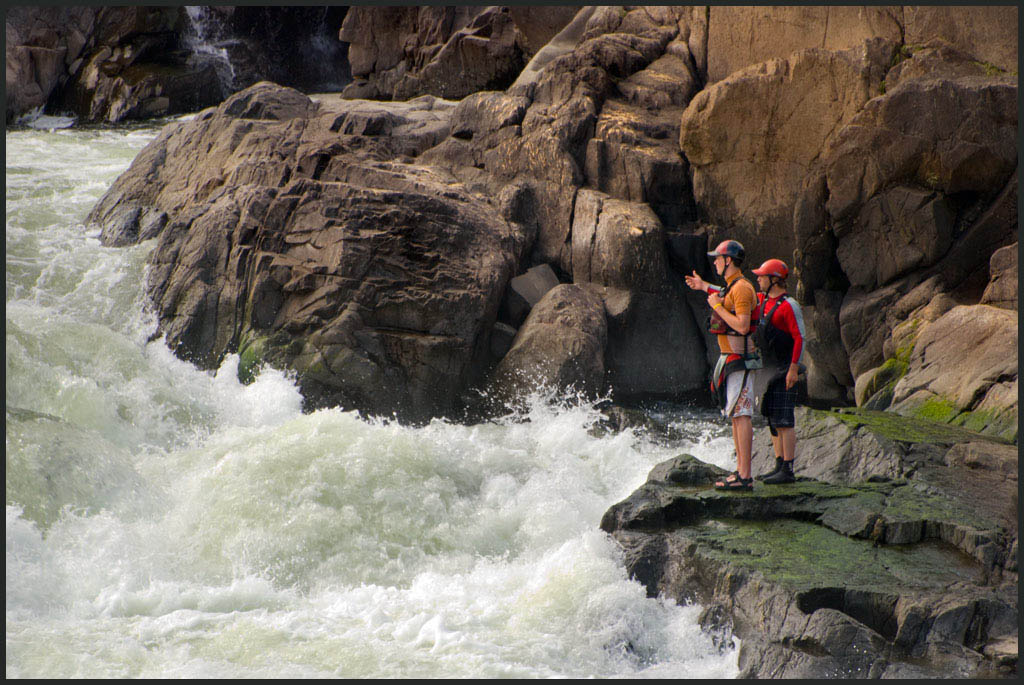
[714,471,753,492]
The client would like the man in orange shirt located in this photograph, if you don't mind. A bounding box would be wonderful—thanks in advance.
[685,240,757,491]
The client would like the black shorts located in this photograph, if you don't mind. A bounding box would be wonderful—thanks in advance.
[762,375,797,434]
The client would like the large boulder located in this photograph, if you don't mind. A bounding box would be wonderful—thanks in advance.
[571,190,706,397]
[890,305,1018,441]
[980,243,1018,311]
[820,74,1017,383]
[705,5,902,84]
[340,6,565,101]
[824,78,1017,262]
[488,284,608,403]
[87,83,530,421]
[680,39,894,269]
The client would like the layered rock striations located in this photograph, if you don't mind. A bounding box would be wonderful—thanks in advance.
[86,6,1017,435]
[89,85,528,421]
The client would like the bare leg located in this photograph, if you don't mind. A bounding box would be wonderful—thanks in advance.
[732,416,753,479]
[770,433,783,459]
[777,426,796,461]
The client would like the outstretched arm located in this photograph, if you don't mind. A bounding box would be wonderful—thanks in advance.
[684,270,720,294]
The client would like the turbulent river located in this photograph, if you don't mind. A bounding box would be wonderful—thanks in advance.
[6,118,740,678]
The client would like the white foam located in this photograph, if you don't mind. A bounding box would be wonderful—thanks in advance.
[6,125,739,678]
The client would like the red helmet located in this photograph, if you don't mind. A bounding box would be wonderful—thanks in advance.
[753,258,789,280]
[707,239,745,263]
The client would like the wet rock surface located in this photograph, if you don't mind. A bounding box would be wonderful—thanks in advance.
[602,408,1018,678]
[489,283,608,406]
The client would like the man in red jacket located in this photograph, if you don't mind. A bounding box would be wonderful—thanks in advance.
[750,258,805,484]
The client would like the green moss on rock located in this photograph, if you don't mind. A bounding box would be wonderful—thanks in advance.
[237,334,269,384]
[691,518,984,594]
[814,407,1011,446]
[912,396,959,423]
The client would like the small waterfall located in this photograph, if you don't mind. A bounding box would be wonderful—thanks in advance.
[184,6,236,98]
[297,6,352,92]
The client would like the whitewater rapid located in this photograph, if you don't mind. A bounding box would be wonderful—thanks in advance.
[6,119,740,678]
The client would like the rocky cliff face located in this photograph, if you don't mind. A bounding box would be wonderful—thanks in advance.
[339,6,578,101]
[5,6,351,124]
[6,6,222,124]
[84,6,1017,436]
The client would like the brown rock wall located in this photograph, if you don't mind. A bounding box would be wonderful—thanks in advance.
[340,6,545,101]
[681,39,894,267]
[6,7,100,121]
[706,6,902,84]
[85,5,1019,417]
[903,6,1018,74]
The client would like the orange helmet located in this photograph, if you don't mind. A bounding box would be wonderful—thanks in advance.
[753,258,789,280]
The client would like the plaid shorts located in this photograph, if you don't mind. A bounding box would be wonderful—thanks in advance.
[762,375,796,433]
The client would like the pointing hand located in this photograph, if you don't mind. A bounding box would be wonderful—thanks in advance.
[684,270,706,291]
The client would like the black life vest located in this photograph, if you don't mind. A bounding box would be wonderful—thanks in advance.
[753,296,796,370]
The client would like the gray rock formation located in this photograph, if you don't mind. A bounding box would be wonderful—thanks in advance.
[88,83,530,421]
[6,6,224,124]
[489,283,608,404]
[604,409,1018,678]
